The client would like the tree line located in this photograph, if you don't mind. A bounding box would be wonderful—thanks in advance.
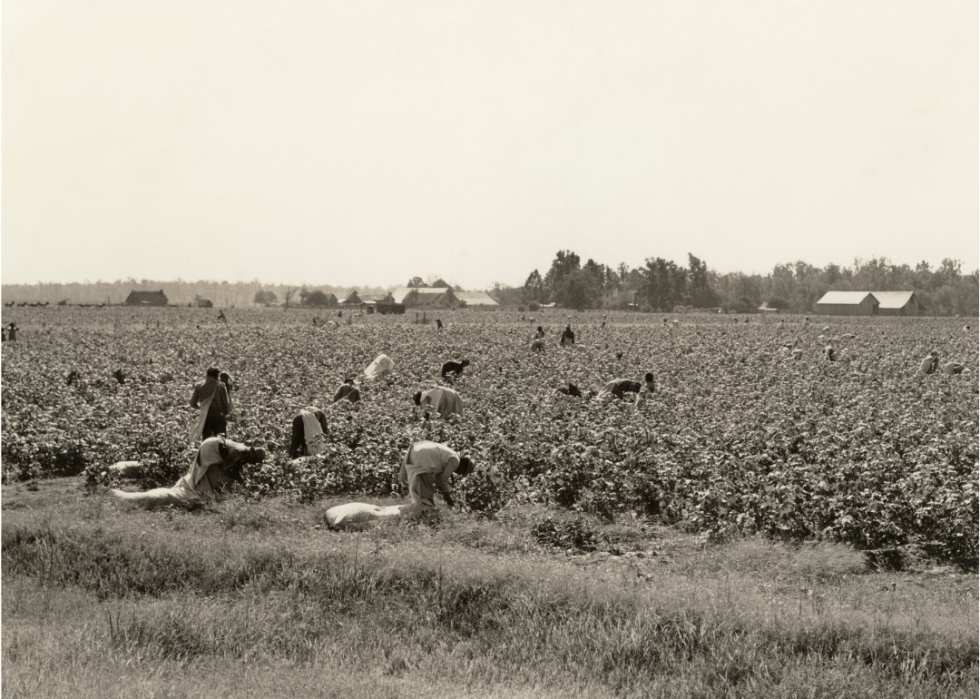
[518,252,978,316]
[2,256,976,315]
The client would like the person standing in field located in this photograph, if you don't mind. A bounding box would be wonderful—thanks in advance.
[189,367,232,442]
[398,440,474,509]
[413,386,464,419]
[530,326,546,352]
[288,407,330,458]
[559,324,575,347]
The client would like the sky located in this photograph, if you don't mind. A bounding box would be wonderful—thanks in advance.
[2,1,977,290]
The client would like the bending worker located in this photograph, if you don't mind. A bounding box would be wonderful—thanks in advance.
[398,440,474,509]
[413,386,464,419]
[288,407,329,458]
[113,437,265,508]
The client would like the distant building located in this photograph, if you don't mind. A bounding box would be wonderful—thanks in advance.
[757,301,781,313]
[455,291,499,307]
[194,297,213,308]
[125,290,168,306]
[872,291,924,317]
[338,289,363,305]
[814,291,879,316]
[390,287,460,309]
[814,290,924,316]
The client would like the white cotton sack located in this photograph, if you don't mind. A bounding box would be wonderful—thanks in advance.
[325,503,404,529]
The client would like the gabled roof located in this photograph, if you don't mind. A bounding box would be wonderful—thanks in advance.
[815,291,877,306]
[389,287,456,304]
[871,291,917,309]
[456,291,498,306]
[338,289,362,304]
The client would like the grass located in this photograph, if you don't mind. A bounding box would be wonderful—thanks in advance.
[3,479,977,698]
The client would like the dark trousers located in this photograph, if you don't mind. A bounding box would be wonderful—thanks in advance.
[202,411,227,440]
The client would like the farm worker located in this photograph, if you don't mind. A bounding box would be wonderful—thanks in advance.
[436,319,444,330]
[219,372,235,416]
[918,351,940,375]
[364,354,394,380]
[112,437,265,507]
[332,379,361,404]
[559,324,575,347]
[942,362,966,376]
[441,359,470,378]
[554,382,582,397]
[596,378,642,401]
[3,322,18,341]
[413,386,464,418]
[189,367,232,443]
[633,373,656,408]
[398,440,474,509]
[824,345,836,362]
[289,407,329,458]
[530,326,546,352]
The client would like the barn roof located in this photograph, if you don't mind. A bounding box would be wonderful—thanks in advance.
[456,291,498,306]
[390,287,456,304]
[815,291,877,306]
[125,290,169,305]
[871,291,917,309]
[338,289,362,304]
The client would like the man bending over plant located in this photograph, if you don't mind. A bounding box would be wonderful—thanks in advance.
[398,440,474,509]
[413,386,464,419]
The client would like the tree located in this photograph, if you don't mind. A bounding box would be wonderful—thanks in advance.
[554,269,601,310]
[301,290,335,307]
[544,250,581,300]
[429,278,450,288]
[407,277,426,288]
[283,288,299,310]
[254,290,277,306]
[523,269,546,303]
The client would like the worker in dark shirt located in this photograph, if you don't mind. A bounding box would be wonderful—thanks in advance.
[596,378,641,401]
[332,379,361,404]
[441,359,470,379]
[190,368,232,441]
[289,407,330,458]
[559,324,575,347]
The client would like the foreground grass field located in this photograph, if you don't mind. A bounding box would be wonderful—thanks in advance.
[3,479,977,698]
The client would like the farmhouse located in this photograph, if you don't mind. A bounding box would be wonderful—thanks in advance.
[872,291,924,316]
[194,297,213,308]
[390,287,460,309]
[455,291,499,307]
[125,290,168,306]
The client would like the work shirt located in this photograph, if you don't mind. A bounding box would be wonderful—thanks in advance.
[173,437,248,503]
[419,387,464,418]
[597,379,640,401]
[190,377,230,416]
[919,356,939,375]
[398,441,459,507]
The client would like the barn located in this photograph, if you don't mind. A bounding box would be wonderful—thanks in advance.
[872,291,924,317]
[390,287,460,309]
[338,289,363,306]
[125,290,169,306]
[455,291,499,307]
[814,291,879,316]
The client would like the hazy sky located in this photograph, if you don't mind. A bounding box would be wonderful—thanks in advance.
[3,1,977,289]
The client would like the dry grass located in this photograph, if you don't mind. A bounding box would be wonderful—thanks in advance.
[3,480,977,698]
